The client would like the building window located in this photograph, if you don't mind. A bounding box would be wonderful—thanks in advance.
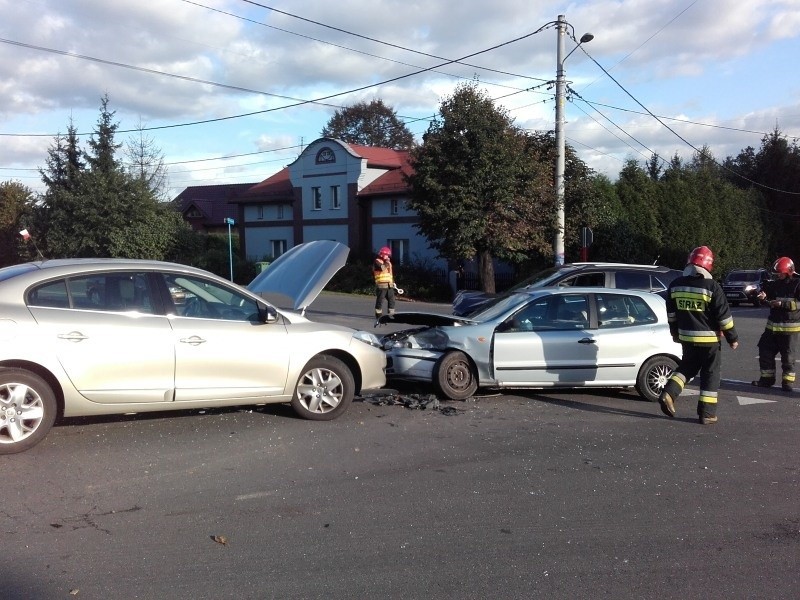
[391,198,400,215]
[331,185,341,209]
[277,205,284,220]
[312,187,322,210]
[185,207,203,218]
[388,239,409,264]
[257,205,264,220]
[315,147,336,164]
[271,240,287,257]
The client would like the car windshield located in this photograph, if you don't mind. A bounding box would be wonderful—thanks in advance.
[468,292,532,322]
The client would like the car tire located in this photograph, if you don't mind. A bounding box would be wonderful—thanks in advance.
[635,356,677,403]
[0,369,58,455]
[291,355,354,421]
[434,351,477,400]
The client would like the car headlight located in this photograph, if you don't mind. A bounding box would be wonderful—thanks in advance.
[384,339,411,350]
[352,330,382,348]
[394,329,449,351]
[744,284,757,292]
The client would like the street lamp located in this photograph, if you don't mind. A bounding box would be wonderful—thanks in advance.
[224,217,235,281]
[554,14,593,266]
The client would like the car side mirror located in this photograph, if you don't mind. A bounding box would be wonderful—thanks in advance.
[259,302,278,323]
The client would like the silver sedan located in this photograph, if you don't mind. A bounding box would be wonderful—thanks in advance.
[381,287,681,402]
[0,241,386,454]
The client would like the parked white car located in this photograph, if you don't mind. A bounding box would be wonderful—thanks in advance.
[381,287,681,402]
[0,241,385,454]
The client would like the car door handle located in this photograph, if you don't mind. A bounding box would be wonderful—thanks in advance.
[179,335,207,346]
[578,337,596,344]
[57,331,88,342]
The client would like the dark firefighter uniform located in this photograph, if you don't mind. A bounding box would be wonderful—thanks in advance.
[660,250,738,424]
[753,270,800,391]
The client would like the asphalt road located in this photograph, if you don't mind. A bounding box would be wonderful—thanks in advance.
[2,294,798,599]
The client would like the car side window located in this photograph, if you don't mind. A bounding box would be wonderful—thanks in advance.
[163,274,260,322]
[614,271,651,291]
[28,273,154,313]
[505,294,589,331]
[70,273,154,313]
[27,280,69,308]
[560,272,604,287]
[597,293,657,328]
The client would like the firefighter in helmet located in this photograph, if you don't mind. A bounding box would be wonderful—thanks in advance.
[659,246,739,424]
[752,256,800,391]
[373,246,395,319]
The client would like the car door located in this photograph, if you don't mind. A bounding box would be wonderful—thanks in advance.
[161,273,292,402]
[27,272,175,404]
[492,293,600,385]
[591,292,661,384]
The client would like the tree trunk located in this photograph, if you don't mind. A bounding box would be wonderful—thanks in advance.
[479,249,496,294]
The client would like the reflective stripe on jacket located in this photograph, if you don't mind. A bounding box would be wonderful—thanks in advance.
[763,276,800,334]
[667,275,737,346]
[373,258,393,285]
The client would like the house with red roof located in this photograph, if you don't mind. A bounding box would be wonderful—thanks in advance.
[175,138,442,268]
[174,183,249,235]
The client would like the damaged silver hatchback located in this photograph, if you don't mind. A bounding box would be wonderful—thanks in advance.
[380,287,681,402]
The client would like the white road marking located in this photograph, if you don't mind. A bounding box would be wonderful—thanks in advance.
[236,491,274,501]
[737,396,777,405]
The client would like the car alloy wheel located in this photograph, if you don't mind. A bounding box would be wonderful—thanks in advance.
[0,369,58,455]
[291,355,354,421]
[635,356,677,403]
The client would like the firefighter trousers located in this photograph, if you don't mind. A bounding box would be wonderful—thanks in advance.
[756,330,797,386]
[662,342,721,419]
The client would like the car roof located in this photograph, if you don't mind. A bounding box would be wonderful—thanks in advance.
[0,258,215,279]
[564,262,676,271]
[522,286,665,299]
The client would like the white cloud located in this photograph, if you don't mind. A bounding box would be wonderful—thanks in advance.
[1,0,798,193]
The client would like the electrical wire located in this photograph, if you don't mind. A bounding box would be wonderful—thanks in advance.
[577,45,800,196]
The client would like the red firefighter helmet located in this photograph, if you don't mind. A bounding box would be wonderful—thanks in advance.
[687,245,714,271]
[773,256,795,275]
[378,246,392,257]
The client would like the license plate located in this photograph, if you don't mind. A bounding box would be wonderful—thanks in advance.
[725,293,738,299]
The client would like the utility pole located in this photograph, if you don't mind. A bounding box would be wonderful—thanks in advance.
[553,15,593,267]
[554,14,568,266]
[224,217,235,281]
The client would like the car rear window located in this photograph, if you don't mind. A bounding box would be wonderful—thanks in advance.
[728,271,759,282]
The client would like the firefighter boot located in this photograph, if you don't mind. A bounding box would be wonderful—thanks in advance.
[658,392,676,418]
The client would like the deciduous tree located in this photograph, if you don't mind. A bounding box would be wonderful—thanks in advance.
[407,82,553,293]
[321,99,415,149]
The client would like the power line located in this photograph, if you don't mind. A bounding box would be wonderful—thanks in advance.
[0,23,553,138]
[578,45,800,196]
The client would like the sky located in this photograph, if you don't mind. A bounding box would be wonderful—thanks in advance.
[1,0,799,201]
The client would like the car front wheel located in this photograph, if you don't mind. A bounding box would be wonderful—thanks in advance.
[635,356,677,403]
[434,351,477,400]
[0,369,57,454]
[291,355,354,421]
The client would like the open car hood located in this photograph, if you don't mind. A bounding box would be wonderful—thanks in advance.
[247,240,349,311]
[378,312,475,327]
